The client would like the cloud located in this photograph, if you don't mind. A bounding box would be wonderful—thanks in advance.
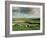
[12,7,40,18]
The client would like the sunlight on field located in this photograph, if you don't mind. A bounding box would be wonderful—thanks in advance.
[12,18,40,31]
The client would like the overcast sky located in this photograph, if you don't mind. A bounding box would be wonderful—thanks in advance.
[12,7,40,18]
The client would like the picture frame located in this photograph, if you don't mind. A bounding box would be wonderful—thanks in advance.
[5,1,45,37]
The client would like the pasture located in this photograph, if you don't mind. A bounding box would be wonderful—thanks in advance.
[12,18,40,31]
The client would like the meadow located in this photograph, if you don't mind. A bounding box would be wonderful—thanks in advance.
[12,18,40,31]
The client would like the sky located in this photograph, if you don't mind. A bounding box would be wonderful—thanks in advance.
[12,7,40,18]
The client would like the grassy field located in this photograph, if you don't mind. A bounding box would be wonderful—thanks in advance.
[12,18,40,31]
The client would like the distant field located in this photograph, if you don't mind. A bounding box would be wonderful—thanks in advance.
[12,18,40,31]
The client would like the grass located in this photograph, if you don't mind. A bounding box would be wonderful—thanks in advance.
[12,18,40,31]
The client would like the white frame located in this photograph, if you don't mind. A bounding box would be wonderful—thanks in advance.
[10,4,43,34]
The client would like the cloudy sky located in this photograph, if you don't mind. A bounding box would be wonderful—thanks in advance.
[12,7,40,18]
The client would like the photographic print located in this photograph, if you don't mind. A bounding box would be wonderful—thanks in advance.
[12,7,40,31]
[5,1,44,37]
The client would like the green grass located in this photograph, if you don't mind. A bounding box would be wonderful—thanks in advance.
[12,18,40,31]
